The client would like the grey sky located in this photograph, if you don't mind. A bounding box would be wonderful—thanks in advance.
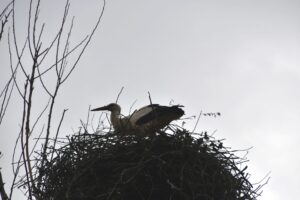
[1,0,300,199]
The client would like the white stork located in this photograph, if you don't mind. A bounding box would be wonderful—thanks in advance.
[91,103,184,135]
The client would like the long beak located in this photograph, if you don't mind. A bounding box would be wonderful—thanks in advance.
[91,105,109,111]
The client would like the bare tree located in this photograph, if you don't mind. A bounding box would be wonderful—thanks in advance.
[0,0,106,199]
[0,3,14,199]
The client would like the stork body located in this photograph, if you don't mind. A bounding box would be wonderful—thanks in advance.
[91,103,184,135]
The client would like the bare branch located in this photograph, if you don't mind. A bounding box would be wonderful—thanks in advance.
[0,1,12,20]
[12,130,22,174]
[50,109,68,162]
[61,0,106,84]
[0,10,12,42]
[19,81,32,199]
[148,91,153,105]
[0,168,9,200]
[0,1,12,42]
[3,1,107,199]
[12,0,30,78]
[0,76,14,124]
[192,110,202,133]
[30,98,51,134]
[30,125,45,157]
[55,0,70,78]
[40,0,107,175]
[36,65,53,97]
[115,86,124,103]
[26,0,35,59]
[10,131,23,200]
[32,0,41,49]
[58,16,74,80]
[36,23,45,47]
[8,30,27,101]
[36,35,88,78]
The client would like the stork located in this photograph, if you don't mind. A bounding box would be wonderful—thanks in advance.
[91,103,184,135]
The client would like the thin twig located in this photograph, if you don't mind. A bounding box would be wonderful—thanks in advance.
[19,81,32,199]
[12,0,30,79]
[148,91,152,105]
[0,1,12,20]
[128,99,137,115]
[60,0,106,84]
[50,109,68,162]
[30,98,51,135]
[7,30,28,101]
[115,86,124,104]
[0,169,9,200]
[0,6,12,42]
[192,110,202,133]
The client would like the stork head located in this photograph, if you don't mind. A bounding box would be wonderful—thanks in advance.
[91,103,121,113]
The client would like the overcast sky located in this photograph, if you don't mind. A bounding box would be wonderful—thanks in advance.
[1,0,300,199]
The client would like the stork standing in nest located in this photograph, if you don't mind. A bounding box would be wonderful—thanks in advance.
[91,103,184,135]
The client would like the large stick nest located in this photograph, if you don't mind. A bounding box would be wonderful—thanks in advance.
[33,128,262,200]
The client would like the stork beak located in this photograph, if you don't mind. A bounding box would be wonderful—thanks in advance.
[91,105,109,111]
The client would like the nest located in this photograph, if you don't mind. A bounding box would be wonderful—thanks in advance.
[33,128,262,200]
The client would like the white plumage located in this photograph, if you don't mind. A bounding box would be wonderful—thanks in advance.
[91,103,184,135]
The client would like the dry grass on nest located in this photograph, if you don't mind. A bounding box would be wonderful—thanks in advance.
[32,127,264,200]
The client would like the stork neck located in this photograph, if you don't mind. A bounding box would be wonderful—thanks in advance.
[110,110,121,129]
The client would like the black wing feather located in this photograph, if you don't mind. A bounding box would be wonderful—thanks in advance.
[136,105,184,125]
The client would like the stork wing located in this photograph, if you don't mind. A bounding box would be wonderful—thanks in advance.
[129,104,159,125]
[135,105,184,125]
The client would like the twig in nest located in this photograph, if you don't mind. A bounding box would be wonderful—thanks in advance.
[115,86,124,104]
